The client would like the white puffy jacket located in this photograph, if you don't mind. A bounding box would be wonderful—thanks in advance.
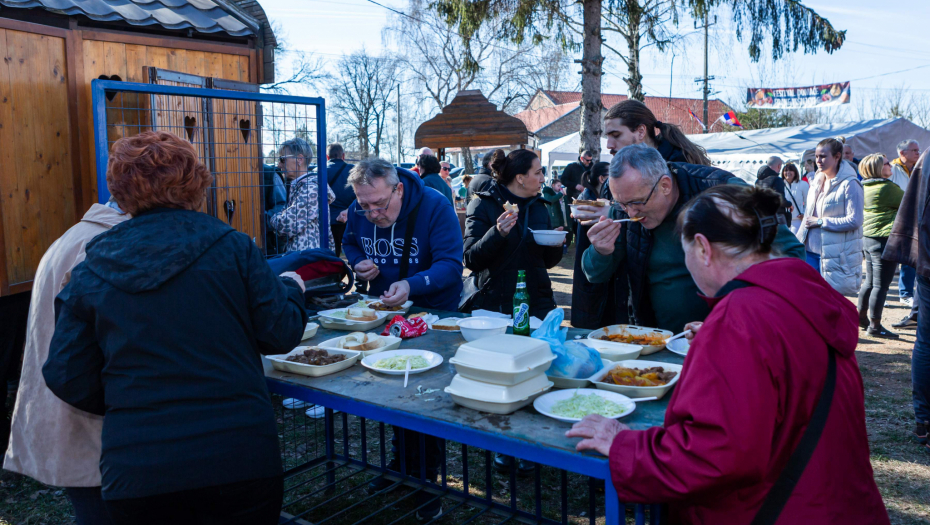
[796,162,864,296]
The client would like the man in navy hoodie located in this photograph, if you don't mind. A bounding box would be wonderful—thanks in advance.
[343,157,463,311]
[342,157,463,520]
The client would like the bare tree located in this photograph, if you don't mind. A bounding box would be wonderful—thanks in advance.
[262,22,330,95]
[330,50,399,158]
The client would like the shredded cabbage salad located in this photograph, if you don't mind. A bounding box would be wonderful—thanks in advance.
[550,392,627,419]
[373,356,430,370]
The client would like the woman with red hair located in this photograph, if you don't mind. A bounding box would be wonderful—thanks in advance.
[43,131,308,525]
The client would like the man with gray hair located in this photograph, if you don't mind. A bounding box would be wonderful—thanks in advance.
[582,144,804,332]
[269,137,335,252]
[755,156,790,225]
[411,146,434,174]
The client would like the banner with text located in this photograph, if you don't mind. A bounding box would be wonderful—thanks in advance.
[746,82,851,109]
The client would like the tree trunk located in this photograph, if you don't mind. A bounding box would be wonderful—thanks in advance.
[359,121,370,158]
[462,146,475,174]
[579,0,603,156]
[624,1,644,101]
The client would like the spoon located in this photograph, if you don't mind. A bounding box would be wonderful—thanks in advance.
[612,217,644,223]
[403,358,412,388]
[665,329,692,344]
[628,397,658,403]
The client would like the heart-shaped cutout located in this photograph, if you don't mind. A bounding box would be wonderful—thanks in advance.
[98,74,122,101]
[239,119,251,143]
[184,116,196,142]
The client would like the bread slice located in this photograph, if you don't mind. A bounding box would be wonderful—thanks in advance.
[431,318,460,331]
[339,332,385,351]
[346,307,378,322]
[573,198,608,207]
[503,202,519,213]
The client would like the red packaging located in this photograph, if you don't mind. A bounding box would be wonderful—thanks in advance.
[381,315,428,339]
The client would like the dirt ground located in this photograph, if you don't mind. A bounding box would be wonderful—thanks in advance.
[2,252,929,524]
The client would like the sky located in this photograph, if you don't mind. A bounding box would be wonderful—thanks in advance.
[259,0,930,118]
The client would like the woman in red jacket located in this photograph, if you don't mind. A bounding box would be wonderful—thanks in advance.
[567,185,888,524]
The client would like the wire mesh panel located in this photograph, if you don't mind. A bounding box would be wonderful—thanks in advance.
[90,79,329,256]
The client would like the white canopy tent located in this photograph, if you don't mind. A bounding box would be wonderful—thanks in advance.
[686,118,930,182]
[540,132,613,175]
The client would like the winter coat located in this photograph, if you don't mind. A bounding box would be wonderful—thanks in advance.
[3,204,130,487]
[422,172,454,205]
[326,159,356,224]
[796,162,864,296]
[784,179,810,233]
[862,178,903,238]
[582,162,806,328]
[754,165,791,225]
[342,168,464,311]
[890,158,911,191]
[559,160,588,201]
[262,164,288,255]
[609,258,889,525]
[464,182,562,318]
[43,208,308,500]
[269,172,336,253]
[467,168,494,202]
[884,148,929,276]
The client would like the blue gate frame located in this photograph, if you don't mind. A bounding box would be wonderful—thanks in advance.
[90,79,329,248]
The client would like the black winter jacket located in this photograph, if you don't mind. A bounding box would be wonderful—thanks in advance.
[467,168,494,202]
[755,165,791,224]
[885,149,929,276]
[464,182,562,318]
[559,160,588,201]
[44,208,307,500]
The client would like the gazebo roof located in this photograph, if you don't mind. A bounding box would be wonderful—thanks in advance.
[415,90,530,150]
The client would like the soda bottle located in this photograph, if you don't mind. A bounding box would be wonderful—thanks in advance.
[513,270,531,336]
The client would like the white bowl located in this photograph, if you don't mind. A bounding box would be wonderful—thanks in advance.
[666,338,690,357]
[587,325,673,356]
[531,229,568,246]
[445,373,553,414]
[360,349,444,375]
[301,322,320,341]
[457,317,510,341]
[589,360,683,399]
[579,340,643,361]
[316,333,402,357]
[533,388,635,423]
[266,347,360,377]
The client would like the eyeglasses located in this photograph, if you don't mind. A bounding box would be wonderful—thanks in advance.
[355,185,398,216]
[611,175,666,212]
[440,167,450,172]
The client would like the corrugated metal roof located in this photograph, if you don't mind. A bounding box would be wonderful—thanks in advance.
[0,0,261,37]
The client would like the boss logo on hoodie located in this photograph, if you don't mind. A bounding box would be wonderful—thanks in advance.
[360,235,420,265]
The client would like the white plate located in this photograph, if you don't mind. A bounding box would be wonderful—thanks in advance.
[318,309,392,331]
[589,360,683,399]
[360,349,444,375]
[318,307,393,323]
[579,340,643,361]
[266,347,360,377]
[666,337,690,357]
[547,359,612,389]
[301,322,320,341]
[587,325,674,356]
[316,333,402,357]
[533,388,636,423]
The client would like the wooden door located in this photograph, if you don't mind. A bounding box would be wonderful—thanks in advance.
[0,28,75,290]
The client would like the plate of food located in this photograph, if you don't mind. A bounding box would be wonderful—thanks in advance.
[430,318,462,332]
[534,388,635,423]
[360,350,444,375]
[317,305,392,331]
[590,360,682,399]
[570,198,609,217]
[587,325,673,355]
[317,332,402,357]
[265,347,360,377]
[365,299,414,314]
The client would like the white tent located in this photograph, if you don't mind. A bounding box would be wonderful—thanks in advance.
[540,132,613,174]
[686,118,930,182]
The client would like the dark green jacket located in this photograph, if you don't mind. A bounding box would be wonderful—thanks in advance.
[540,186,566,229]
[862,178,903,238]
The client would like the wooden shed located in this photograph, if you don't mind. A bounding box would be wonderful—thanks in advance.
[0,0,276,296]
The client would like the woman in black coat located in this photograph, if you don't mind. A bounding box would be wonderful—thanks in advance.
[43,132,308,525]
[464,149,563,318]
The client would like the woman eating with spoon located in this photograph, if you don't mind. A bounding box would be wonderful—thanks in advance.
[567,185,888,524]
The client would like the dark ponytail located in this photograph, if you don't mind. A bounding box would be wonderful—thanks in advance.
[490,148,538,186]
[584,161,610,194]
[604,100,711,166]
[677,185,782,255]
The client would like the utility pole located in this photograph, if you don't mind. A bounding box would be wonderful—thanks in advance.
[702,10,709,133]
[396,85,402,163]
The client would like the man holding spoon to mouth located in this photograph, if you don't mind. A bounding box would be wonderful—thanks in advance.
[582,144,805,333]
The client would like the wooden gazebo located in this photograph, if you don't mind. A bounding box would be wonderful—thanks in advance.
[414,90,532,159]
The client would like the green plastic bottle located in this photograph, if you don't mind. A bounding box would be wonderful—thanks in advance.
[513,270,530,336]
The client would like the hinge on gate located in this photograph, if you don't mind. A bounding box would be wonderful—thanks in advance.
[225,200,235,223]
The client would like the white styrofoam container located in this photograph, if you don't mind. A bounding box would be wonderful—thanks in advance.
[587,325,673,356]
[316,333,402,357]
[452,335,553,374]
[589,360,683,399]
[579,339,643,361]
[445,373,553,414]
[265,347,360,377]
[301,322,320,341]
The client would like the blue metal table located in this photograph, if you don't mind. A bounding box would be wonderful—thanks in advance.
[265,313,683,524]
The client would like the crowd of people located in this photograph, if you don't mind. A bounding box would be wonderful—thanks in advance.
[3,97,929,524]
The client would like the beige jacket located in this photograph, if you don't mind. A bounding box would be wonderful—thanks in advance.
[3,204,129,487]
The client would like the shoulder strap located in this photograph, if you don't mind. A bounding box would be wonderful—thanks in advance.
[398,202,422,280]
[783,184,801,212]
[327,163,348,187]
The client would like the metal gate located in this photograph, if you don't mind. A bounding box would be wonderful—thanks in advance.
[91,79,329,254]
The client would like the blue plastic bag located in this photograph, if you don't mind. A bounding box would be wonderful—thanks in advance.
[531,308,604,379]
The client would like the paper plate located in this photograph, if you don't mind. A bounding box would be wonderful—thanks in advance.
[360,350,444,375]
[533,388,635,423]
